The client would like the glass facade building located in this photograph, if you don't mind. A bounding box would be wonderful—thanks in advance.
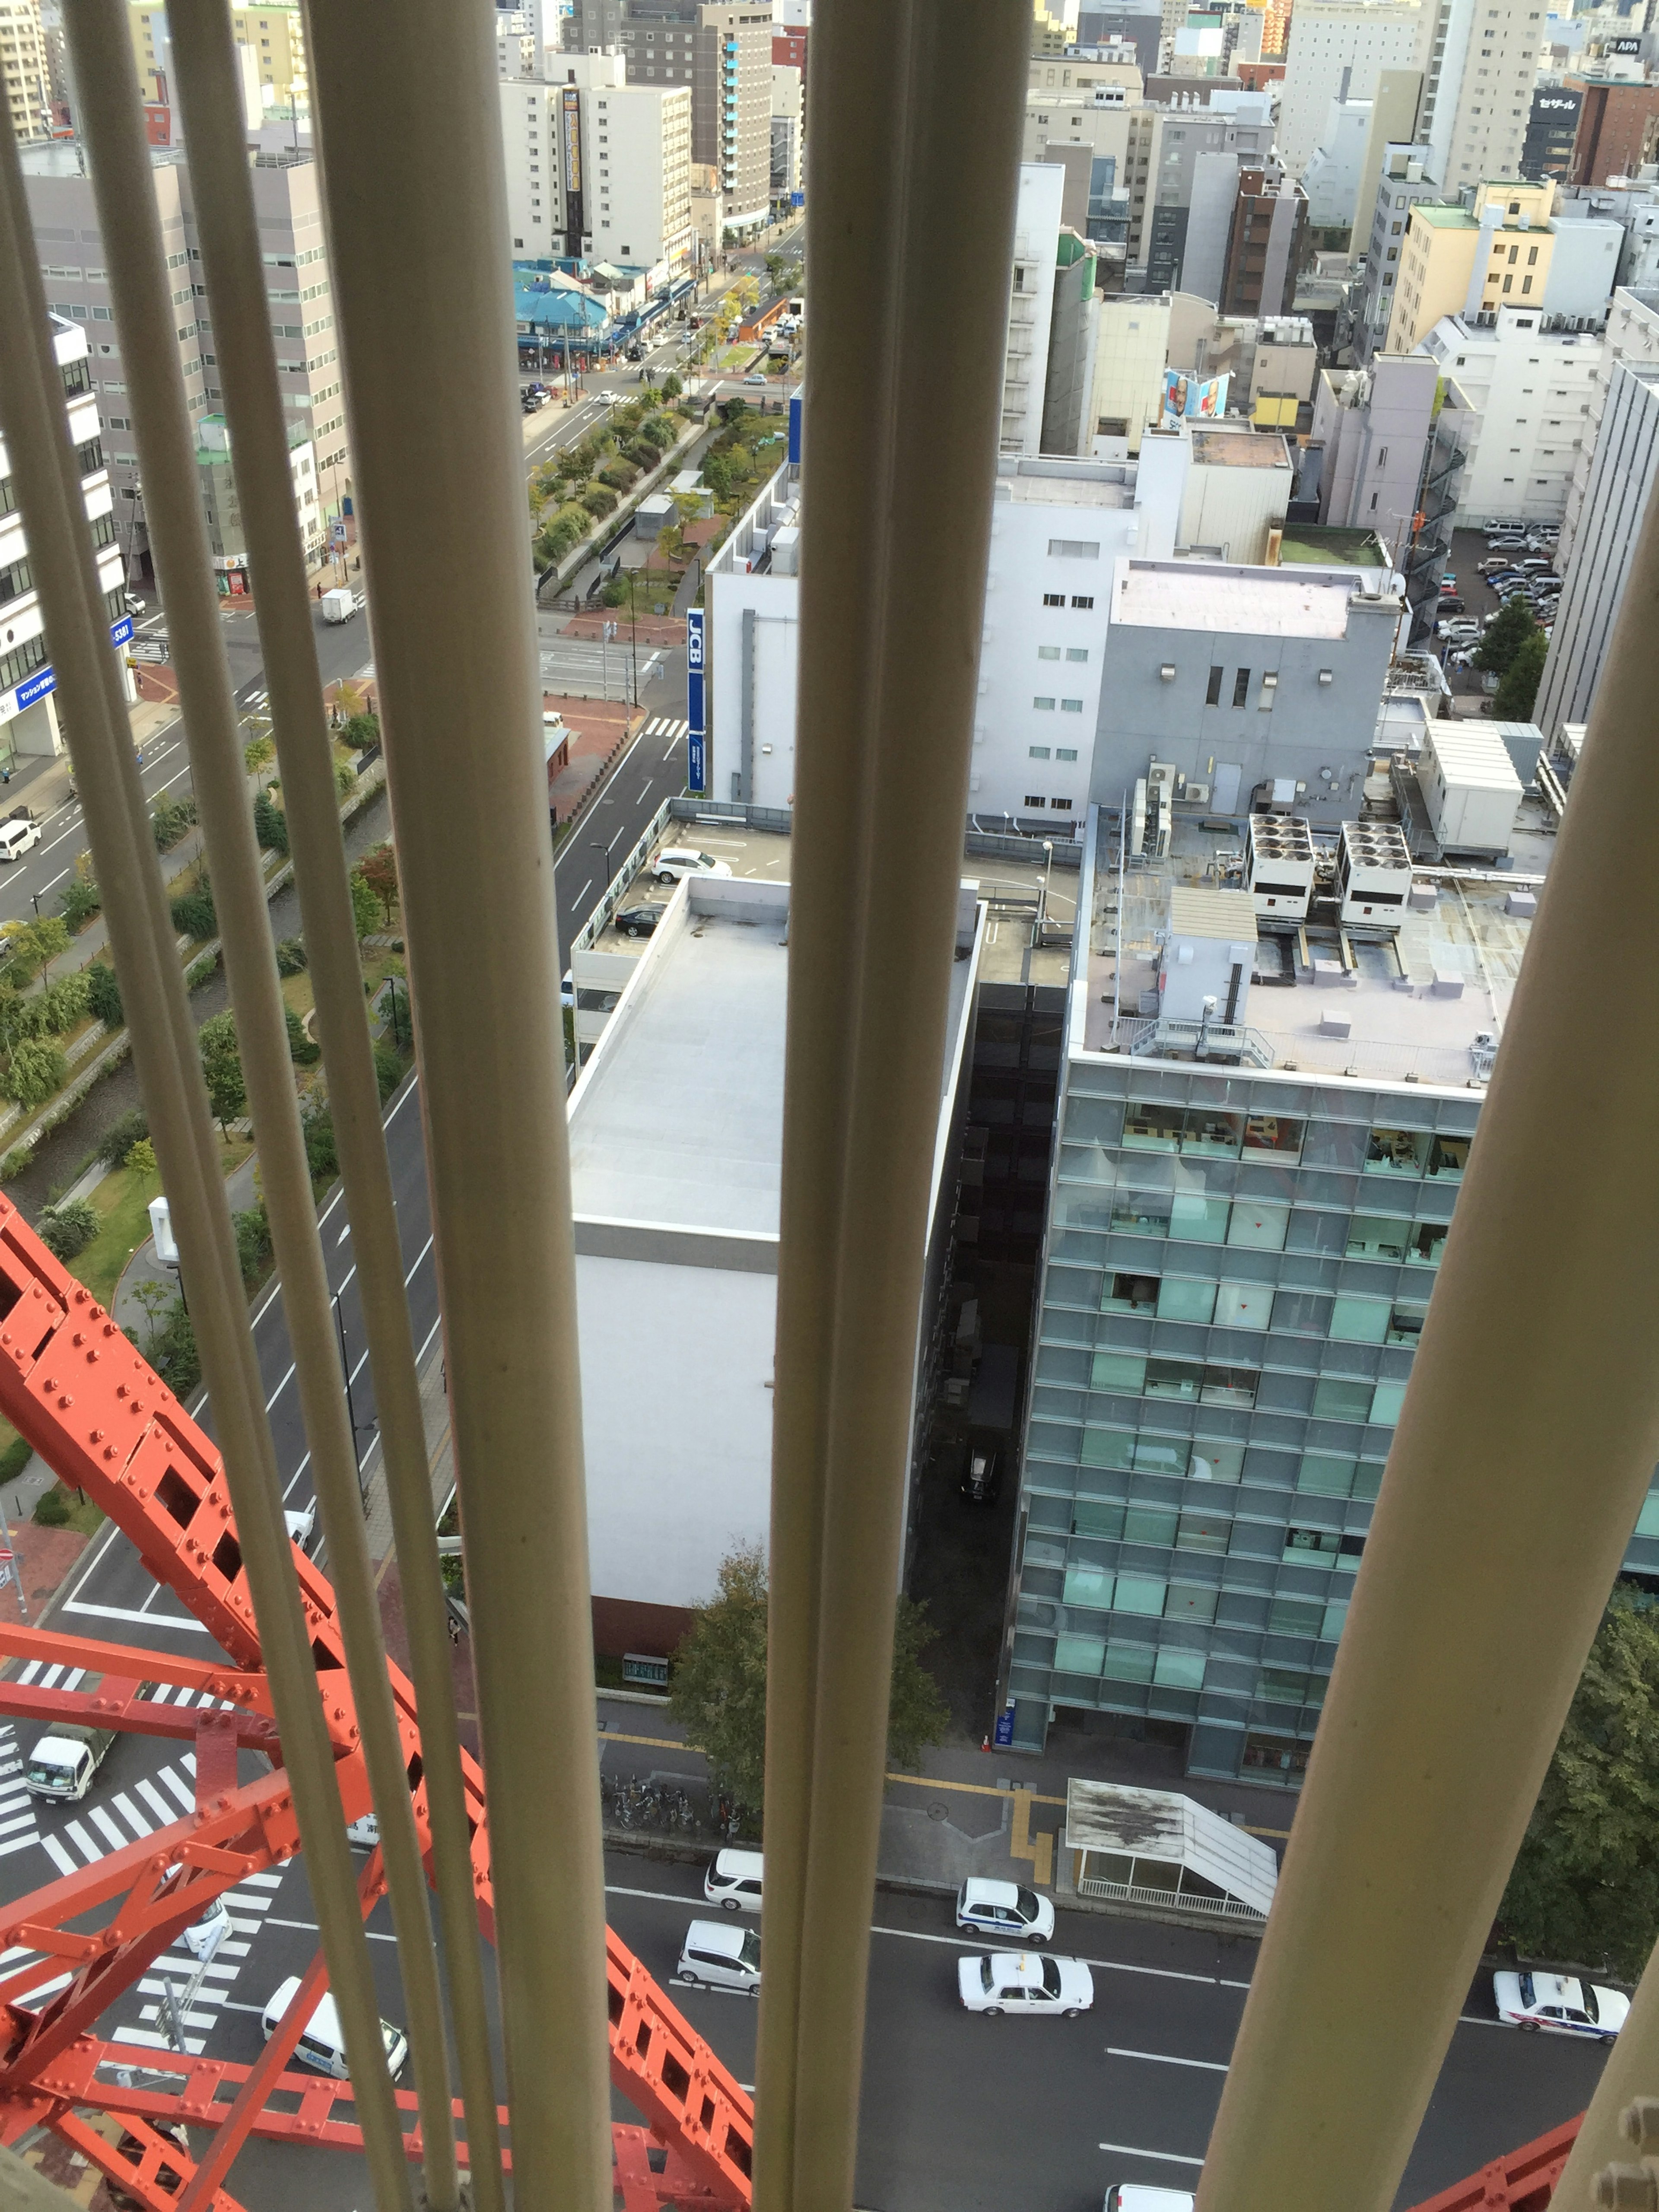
[1006,806,1659,1782]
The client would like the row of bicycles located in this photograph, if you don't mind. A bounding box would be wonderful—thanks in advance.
[599,1771,747,1841]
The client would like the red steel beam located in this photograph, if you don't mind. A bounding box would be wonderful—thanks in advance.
[54,2104,245,2212]
[0,1188,756,2200]
[1402,2116,1583,2211]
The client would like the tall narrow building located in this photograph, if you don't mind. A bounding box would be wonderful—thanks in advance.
[1415,0,1545,191]
[0,0,52,144]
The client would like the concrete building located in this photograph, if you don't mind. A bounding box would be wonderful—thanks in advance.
[1043,232,1105,455]
[564,870,983,1651]
[1174,423,1296,557]
[495,9,542,78]
[0,0,51,143]
[194,413,322,597]
[769,60,801,202]
[1415,0,1546,191]
[130,1,308,113]
[1537,207,1624,315]
[563,0,774,235]
[1140,91,1276,294]
[1003,164,1068,458]
[1090,290,1177,449]
[1247,315,1322,423]
[1522,81,1584,179]
[1302,96,1378,229]
[502,52,693,274]
[1353,70,1431,250]
[1276,0,1425,175]
[1024,89,1149,270]
[1355,144,1441,362]
[1414,304,1601,521]
[1219,161,1310,313]
[1534,286,1659,742]
[998,797,1659,1782]
[1383,176,1558,351]
[771,19,807,78]
[1088,554,1402,818]
[688,159,724,257]
[0,315,132,772]
[1306,351,1440,540]
[1077,11,1167,73]
[1567,73,1659,185]
[22,141,351,557]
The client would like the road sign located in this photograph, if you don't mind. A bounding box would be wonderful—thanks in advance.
[688,732,706,796]
[993,1701,1015,1748]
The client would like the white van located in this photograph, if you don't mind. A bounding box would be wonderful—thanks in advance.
[677,1917,761,1993]
[703,1848,763,1911]
[0,818,40,861]
[261,1977,409,2080]
[1103,2188,1195,2211]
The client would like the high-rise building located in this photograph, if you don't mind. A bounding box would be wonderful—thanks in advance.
[769,61,801,202]
[565,0,773,236]
[1139,91,1276,292]
[503,51,694,273]
[129,2,308,113]
[1276,0,1424,175]
[0,314,132,772]
[1382,173,1557,350]
[1414,301,1600,522]
[1415,0,1545,191]
[21,141,351,559]
[0,0,52,143]
[1565,73,1659,187]
[1003,163,1069,458]
[1520,81,1583,180]
[1218,161,1310,314]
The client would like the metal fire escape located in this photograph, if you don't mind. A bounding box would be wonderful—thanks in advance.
[0,1193,754,2210]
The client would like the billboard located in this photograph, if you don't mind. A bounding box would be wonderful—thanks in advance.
[686,608,706,795]
[1161,369,1229,425]
[561,87,585,254]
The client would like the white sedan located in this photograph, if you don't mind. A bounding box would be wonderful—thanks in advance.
[284,1501,315,1551]
[955,1878,1054,1945]
[1492,1969,1629,2041]
[957,1950,1093,2017]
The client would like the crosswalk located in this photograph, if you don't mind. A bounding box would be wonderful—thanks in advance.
[118,1867,283,2056]
[644,715,690,751]
[0,1723,40,1866]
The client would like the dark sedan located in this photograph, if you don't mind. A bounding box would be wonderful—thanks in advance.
[615,905,664,939]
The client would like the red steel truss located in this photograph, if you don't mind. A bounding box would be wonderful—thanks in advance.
[0,1189,754,2207]
[1402,2116,1583,2212]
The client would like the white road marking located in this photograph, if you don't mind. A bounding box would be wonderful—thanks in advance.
[264,1916,397,1943]
[1097,2143,1205,2168]
[1107,2047,1229,2072]
[41,1835,75,1877]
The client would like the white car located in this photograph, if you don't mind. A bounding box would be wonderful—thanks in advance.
[957,1950,1093,2017]
[284,1502,315,1551]
[163,1867,230,1962]
[677,1916,761,1993]
[652,847,733,884]
[1493,1969,1629,2041]
[955,1878,1054,1945]
[262,1976,408,2080]
[1104,2191,1195,2212]
[346,1810,380,1848]
[704,1848,763,1912]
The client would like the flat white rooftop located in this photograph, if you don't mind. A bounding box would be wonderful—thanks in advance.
[1110,558,1377,638]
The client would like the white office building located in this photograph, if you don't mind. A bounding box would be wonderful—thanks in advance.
[501,51,694,276]
[769,61,801,201]
[0,317,133,771]
[1416,0,1547,191]
[1414,303,1601,521]
[564,871,983,1651]
[1302,97,1379,229]
[1003,164,1068,458]
[1277,1,1425,176]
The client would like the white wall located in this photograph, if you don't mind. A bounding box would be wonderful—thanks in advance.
[1302,98,1375,228]
[1003,164,1067,458]
[586,79,693,271]
[1091,294,1173,451]
[1541,216,1623,319]
[1278,0,1424,175]
[1418,308,1600,521]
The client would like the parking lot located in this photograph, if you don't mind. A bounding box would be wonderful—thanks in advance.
[1438,522,1560,691]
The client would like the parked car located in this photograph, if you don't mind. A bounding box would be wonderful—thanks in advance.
[0,817,41,861]
[960,1432,1001,1504]
[957,1950,1094,2017]
[652,847,733,884]
[1438,596,1465,615]
[1439,574,1457,591]
[743,372,768,386]
[1103,2191,1195,2212]
[284,1501,316,1551]
[956,1878,1055,1945]
[163,1866,231,1962]
[614,904,664,939]
[704,1848,764,1912]
[346,1810,380,1848]
[262,1976,409,2079]
[677,1917,762,1993]
[1492,1969,1629,2040]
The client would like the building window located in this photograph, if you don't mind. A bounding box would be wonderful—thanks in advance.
[1042,591,1065,607]
[1048,538,1100,558]
[1023,794,1048,808]
[1051,797,1074,811]
[1033,696,1055,711]
[1060,698,1084,712]
[1065,646,1089,662]
[1232,667,1251,707]
[1029,745,1052,759]
[1056,747,1078,762]
[1038,643,1061,660]
[1071,596,1094,609]
[1206,665,1224,705]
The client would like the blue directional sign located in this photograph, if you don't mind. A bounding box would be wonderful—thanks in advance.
[686,607,706,795]
[9,616,135,716]
[993,1701,1016,1748]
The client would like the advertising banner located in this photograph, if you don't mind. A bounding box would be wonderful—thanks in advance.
[1161,369,1229,424]
[686,608,706,795]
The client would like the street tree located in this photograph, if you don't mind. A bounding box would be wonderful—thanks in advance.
[197,1010,246,1138]
[669,1540,950,1820]
[357,842,399,927]
[1501,1587,1659,1978]
[349,870,380,941]
[244,734,276,776]
[1494,626,1548,720]
[1472,597,1536,677]
[3,1038,67,1109]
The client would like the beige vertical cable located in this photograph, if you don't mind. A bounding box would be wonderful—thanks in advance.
[38,30,411,2212]
[303,7,611,2205]
[1194,499,1659,2207]
[159,5,504,2204]
[754,9,1027,2209]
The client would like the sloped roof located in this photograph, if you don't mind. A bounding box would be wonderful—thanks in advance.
[1065,1780,1278,1917]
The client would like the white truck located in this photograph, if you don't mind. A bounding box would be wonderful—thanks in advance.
[320,587,361,624]
[24,1672,156,1802]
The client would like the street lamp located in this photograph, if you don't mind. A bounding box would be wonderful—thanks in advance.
[591,828,622,888]
[1039,839,1055,938]
[331,1289,375,1496]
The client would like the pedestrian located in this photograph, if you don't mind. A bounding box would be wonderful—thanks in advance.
[315,581,323,601]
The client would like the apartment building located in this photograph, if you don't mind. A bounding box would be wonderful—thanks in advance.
[22,143,350,558]
[1001,790,1659,1779]
[1091,291,1179,449]
[1218,161,1310,313]
[495,8,541,78]
[1141,91,1276,292]
[1003,164,1069,459]
[770,61,801,203]
[1302,97,1378,229]
[1383,175,1557,350]
[130,1,308,112]
[502,51,694,274]
[1415,303,1599,520]
[1566,73,1659,187]
[0,0,51,144]
[1023,89,1150,267]
[0,316,132,770]
[1415,0,1546,191]
[1278,1,1425,178]
[194,412,323,595]
[1535,285,1659,743]
[564,0,773,234]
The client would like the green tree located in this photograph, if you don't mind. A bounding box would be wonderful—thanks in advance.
[3,1038,67,1109]
[1502,1588,1659,1978]
[275,937,308,977]
[662,371,683,400]
[125,1137,157,1178]
[349,871,380,941]
[1494,626,1548,720]
[37,1196,98,1262]
[302,1096,337,1188]
[233,1203,272,1289]
[357,842,399,926]
[1473,597,1537,677]
[253,790,289,855]
[286,1004,321,1066]
[60,871,100,929]
[87,961,123,1030]
[668,1541,950,1821]
[197,1009,245,1137]
[244,734,276,775]
[169,880,216,941]
[97,1106,147,1169]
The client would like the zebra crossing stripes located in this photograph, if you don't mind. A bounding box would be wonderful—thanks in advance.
[644,715,690,743]
[0,1725,41,1862]
[118,1870,286,2056]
